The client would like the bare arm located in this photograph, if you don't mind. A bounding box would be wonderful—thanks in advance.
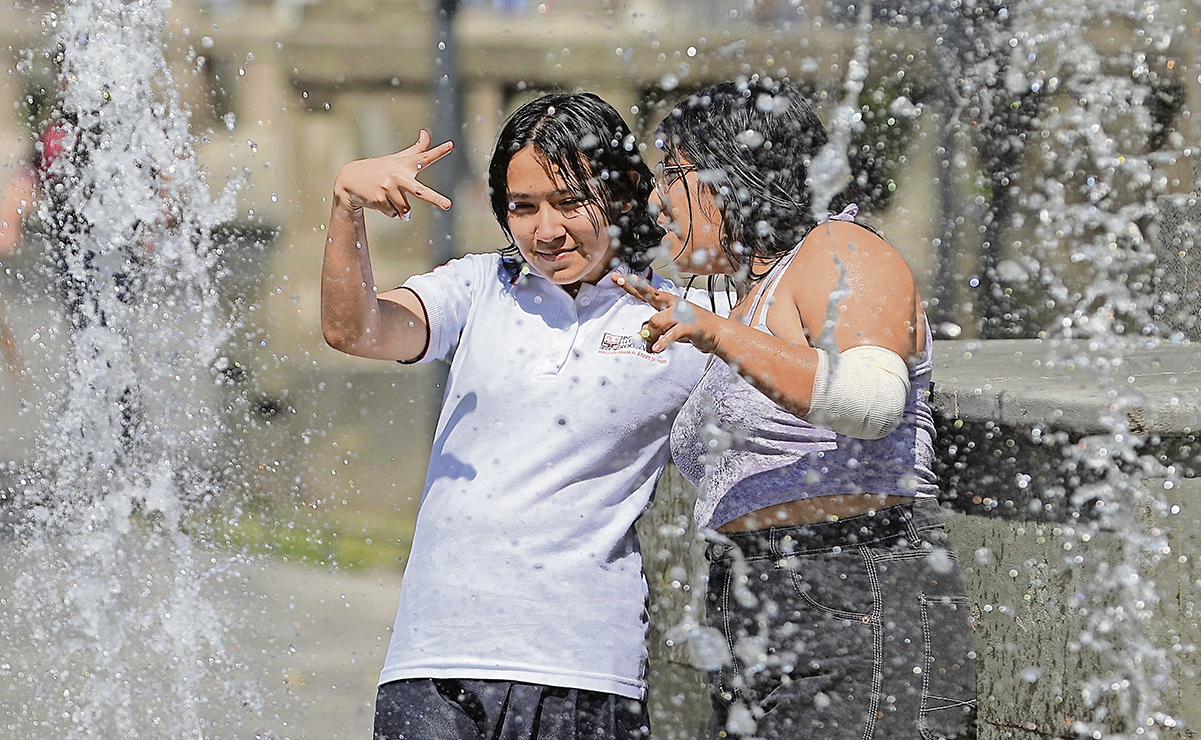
[619,221,921,419]
[616,279,825,417]
[788,220,920,361]
[320,131,454,361]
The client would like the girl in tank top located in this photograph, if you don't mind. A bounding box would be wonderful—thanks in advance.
[615,79,977,740]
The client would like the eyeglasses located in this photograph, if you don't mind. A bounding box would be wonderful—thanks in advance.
[654,160,696,198]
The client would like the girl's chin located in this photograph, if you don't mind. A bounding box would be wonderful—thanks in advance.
[531,261,590,285]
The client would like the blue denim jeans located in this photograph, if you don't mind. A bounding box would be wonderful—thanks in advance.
[704,498,977,739]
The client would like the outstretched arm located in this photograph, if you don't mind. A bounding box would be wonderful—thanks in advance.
[616,275,827,417]
[321,131,454,361]
[619,221,922,433]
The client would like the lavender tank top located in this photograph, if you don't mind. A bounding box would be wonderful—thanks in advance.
[669,223,940,530]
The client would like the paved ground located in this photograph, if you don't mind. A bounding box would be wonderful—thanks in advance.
[210,559,403,739]
[0,550,403,740]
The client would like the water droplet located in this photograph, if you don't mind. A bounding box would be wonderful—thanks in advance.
[725,704,757,735]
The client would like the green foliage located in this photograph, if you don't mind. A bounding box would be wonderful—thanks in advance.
[212,506,415,572]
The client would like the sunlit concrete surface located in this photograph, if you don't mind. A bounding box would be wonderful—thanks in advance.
[933,339,1201,436]
[932,339,1201,739]
[204,559,402,739]
[0,552,401,739]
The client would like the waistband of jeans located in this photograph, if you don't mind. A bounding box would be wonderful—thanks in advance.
[705,497,943,562]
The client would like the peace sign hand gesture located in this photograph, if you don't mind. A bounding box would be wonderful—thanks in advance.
[613,273,724,354]
[333,130,454,220]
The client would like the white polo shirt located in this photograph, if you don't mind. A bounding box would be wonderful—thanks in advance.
[378,253,710,699]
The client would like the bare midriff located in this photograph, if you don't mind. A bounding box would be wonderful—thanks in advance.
[715,493,915,533]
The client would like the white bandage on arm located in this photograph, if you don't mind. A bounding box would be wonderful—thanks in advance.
[808,344,912,439]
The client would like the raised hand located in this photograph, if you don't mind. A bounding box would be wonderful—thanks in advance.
[613,272,721,353]
[333,130,454,220]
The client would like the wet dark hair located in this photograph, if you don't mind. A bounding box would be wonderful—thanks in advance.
[488,92,662,274]
[656,79,833,277]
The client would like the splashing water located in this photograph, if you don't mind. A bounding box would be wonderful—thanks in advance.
[0,0,1189,737]
[817,1,1184,734]
[999,2,1182,736]
[654,2,1190,738]
[4,0,243,736]
[808,0,872,221]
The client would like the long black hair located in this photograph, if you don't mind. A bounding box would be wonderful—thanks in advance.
[488,91,662,273]
[656,79,836,278]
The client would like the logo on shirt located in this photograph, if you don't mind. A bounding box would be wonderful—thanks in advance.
[598,332,667,364]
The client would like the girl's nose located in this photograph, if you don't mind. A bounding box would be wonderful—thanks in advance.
[649,189,670,225]
[534,205,565,240]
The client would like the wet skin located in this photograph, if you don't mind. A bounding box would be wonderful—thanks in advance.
[651,155,733,275]
[505,147,619,296]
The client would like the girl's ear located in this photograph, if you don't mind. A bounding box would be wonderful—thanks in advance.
[619,169,641,213]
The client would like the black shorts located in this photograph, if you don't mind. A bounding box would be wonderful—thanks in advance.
[374,678,649,740]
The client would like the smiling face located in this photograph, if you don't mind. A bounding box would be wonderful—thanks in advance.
[506,146,618,294]
[652,155,734,275]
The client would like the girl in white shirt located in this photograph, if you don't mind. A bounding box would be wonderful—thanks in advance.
[321,92,709,740]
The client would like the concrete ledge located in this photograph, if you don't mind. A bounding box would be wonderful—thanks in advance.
[933,339,1201,436]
